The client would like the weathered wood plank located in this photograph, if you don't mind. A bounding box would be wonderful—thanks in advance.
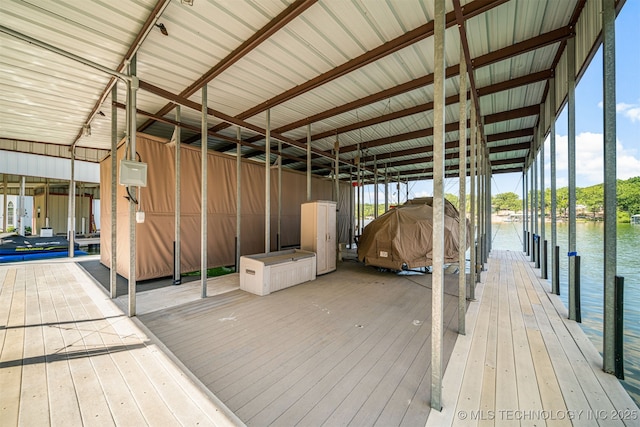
[18,267,50,427]
[0,267,24,427]
[527,329,571,427]
[506,260,546,427]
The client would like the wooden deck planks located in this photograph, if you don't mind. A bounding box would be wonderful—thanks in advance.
[427,250,638,427]
[18,267,50,427]
[0,268,25,426]
[0,261,241,427]
[140,261,463,427]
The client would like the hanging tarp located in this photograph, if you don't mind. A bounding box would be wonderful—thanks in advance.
[357,198,470,270]
[100,134,352,281]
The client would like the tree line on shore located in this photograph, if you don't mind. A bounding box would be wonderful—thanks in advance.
[357,176,639,223]
[490,176,639,222]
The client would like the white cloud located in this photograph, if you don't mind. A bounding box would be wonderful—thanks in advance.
[623,106,640,122]
[616,102,634,112]
[543,132,640,187]
[599,101,640,122]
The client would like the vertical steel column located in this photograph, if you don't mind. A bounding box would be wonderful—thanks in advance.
[384,168,389,212]
[458,47,468,335]
[374,155,378,218]
[567,36,578,321]
[602,0,617,374]
[524,167,528,254]
[278,138,282,251]
[1,175,6,232]
[334,138,339,205]
[529,157,535,262]
[469,103,477,294]
[349,166,354,246]
[478,141,484,269]
[487,165,492,256]
[307,124,312,201]
[533,146,538,267]
[540,106,547,278]
[265,109,271,253]
[356,144,360,236]
[68,154,75,257]
[430,0,446,410]
[485,154,491,261]
[110,84,118,298]
[236,127,242,270]
[45,178,49,227]
[127,55,138,316]
[550,77,559,294]
[200,84,208,299]
[174,105,182,285]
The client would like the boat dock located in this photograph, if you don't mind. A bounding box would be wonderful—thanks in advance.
[1,251,637,426]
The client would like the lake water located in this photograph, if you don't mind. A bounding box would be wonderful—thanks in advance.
[491,220,640,406]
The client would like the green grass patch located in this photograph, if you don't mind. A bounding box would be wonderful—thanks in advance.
[183,266,235,278]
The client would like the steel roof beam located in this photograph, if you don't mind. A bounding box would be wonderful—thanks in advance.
[138,0,318,133]
[246,27,568,144]
[204,0,507,138]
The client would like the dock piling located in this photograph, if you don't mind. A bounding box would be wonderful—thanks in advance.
[614,275,624,379]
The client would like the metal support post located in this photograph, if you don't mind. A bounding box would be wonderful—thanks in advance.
[602,0,617,375]
[127,55,138,316]
[265,109,271,253]
[200,84,208,299]
[567,36,578,321]
[550,76,559,294]
[479,144,484,268]
[236,127,242,270]
[334,138,339,206]
[174,105,182,285]
[110,84,117,298]
[469,103,476,298]
[529,163,535,262]
[307,124,312,201]
[524,169,529,255]
[350,166,354,246]
[540,110,546,278]
[374,155,378,218]
[430,0,446,410]
[356,144,361,237]
[68,156,75,257]
[277,137,282,251]
[533,151,538,265]
[458,47,467,334]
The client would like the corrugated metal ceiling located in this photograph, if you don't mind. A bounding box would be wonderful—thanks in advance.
[0,0,621,183]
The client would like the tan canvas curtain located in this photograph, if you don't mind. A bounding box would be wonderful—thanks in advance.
[101,134,350,280]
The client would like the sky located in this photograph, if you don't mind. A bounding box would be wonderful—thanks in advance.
[363,0,640,204]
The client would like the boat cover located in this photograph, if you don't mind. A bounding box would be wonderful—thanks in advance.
[357,198,471,270]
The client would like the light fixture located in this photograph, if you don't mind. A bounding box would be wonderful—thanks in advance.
[155,23,168,36]
[181,0,194,5]
[97,110,105,117]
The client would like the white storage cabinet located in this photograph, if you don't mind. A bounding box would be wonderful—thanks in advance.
[301,200,337,275]
[240,249,316,296]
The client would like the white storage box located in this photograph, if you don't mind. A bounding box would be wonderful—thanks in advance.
[240,249,316,296]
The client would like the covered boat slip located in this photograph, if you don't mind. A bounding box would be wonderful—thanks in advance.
[136,259,465,426]
[2,252,637,426]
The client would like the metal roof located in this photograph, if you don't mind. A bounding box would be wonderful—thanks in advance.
[0,0,626,182]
